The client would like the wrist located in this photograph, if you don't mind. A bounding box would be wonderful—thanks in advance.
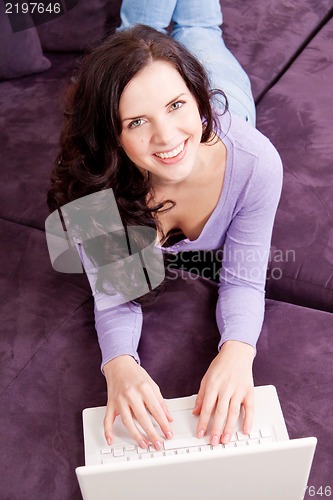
[103,354,136,377]
[220,340,255,359]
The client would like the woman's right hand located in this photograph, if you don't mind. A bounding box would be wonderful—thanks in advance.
[103,355,174,450]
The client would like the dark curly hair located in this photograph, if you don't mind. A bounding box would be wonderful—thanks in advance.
[47,24,228,306]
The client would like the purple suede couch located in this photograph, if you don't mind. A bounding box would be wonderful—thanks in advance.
[1,1,332,499]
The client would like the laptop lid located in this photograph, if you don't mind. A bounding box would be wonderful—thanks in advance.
[76,386,317,500]
[76,437,316,500]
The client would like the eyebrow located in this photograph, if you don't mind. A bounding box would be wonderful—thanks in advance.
[121,93,187,122]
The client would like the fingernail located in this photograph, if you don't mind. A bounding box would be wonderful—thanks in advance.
[106,437,112,446]
[154,441,163,450]
[211,435,219,446]
[198,429,204,439]
[222,434,230,444]
[139,440,148,449]
[166,431,173,439]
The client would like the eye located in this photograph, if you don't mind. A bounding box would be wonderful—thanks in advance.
[128,118,144,129]
[170,100,184,111]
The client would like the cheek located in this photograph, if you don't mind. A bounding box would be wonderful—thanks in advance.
[120,134,148,164]
[184,107,202,134]
[120,134,138,156]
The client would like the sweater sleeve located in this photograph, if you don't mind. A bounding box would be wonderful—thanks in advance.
[94,301,143,370]
[216,140,283,350]
[76,243,143,371]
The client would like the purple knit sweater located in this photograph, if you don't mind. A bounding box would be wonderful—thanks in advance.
[79,113,283,369]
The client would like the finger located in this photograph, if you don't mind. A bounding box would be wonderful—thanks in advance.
[161,400,174,425]
[242,391,254,435]
[196,391,217,439]
[119,404,152,449]
[147,399,174,441]
[192,382,206,416]
[153,383,173,423]
[149,384,174,435]
[221,398,242,444]
[122,399,169,450]
[209,398,229,446]
[104,404,117,446]
[192,394,203,416]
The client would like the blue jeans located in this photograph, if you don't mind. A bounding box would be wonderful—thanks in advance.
[118,0,256,126]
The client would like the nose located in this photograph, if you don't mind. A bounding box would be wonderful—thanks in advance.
[151,118,176,147]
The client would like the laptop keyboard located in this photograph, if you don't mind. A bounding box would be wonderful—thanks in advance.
[100,426,275,464]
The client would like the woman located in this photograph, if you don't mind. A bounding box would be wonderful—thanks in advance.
[48,0,282,453]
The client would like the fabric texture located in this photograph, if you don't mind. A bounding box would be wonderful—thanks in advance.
[0,2,51,81]
[258,16,333,312]
[222,0,333,100]
[0,53,77,228]
[37,0,112,51]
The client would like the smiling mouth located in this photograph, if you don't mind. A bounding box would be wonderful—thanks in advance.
[154,141,186,159]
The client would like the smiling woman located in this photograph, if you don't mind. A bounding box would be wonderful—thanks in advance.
[47,0,282,457]
[118,61,203,185]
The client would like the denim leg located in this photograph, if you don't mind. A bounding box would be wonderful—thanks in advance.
[171,0,256,126]
[118,0,177,33]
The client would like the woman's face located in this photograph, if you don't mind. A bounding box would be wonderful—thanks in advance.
[118,60,203,187]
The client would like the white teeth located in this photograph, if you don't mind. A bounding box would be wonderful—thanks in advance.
[155,141,185,159]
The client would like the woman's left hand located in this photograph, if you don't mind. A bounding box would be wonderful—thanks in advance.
[192,340,255,446]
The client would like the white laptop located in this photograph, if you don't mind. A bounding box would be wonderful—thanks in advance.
[76,385,316,500]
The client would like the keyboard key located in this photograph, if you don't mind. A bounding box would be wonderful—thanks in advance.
[176,448,187,455]
[248,439,260,447]
[164,450,177,457]
[211,444,224,450]
[200,445,212,452]
[237,431,249,441]
[249,429,260,440]
[224,442,236,449]
[113,447,124,457]
[102,455,127,464]
[125,445,136,452]
[164,436,210,450]
[124,448,138,457]
[236,441,248,448]
[229,433,237,442]
[149,443,165,452]
[187,447,200,454]
[260,427,272,438]
[139,453,153,460]
[137,447,148,454]
[101,448,112,455]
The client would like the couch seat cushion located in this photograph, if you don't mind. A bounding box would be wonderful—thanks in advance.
[222,0,333,100]
[1,272,331,498]
[257,17,333,312]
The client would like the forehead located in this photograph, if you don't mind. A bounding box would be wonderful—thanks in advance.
[119,60,189,114]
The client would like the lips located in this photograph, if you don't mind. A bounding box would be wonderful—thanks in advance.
[153,139,188,165]
[154,141,185,159]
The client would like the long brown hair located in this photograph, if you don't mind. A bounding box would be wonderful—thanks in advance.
[47,24,228,305]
